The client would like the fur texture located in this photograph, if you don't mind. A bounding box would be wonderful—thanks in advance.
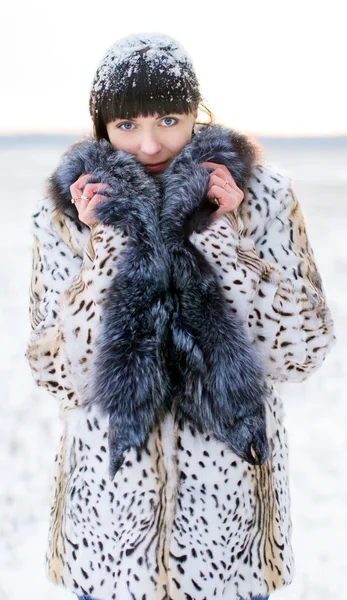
[91,155,173,479]
[50,141,172,477]
[171,124,258,186]
[161,128,268,465]
[49,124,268,477]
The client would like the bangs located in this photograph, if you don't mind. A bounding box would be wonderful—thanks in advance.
[101,58,199,121]
[91,49,201,139]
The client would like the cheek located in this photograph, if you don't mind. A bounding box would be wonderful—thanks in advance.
[108,132,137,153]
[167,128,193,154]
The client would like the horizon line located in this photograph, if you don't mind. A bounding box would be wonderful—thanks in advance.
[1,129,347,139]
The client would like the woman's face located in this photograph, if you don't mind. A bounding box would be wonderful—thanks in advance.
[106,112,196,173]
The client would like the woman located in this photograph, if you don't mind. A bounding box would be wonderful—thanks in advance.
[26,33,335,600]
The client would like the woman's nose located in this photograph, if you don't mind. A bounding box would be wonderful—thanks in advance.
[140,133,162,155]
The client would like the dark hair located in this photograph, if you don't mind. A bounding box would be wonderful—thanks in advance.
[89,34,210,141]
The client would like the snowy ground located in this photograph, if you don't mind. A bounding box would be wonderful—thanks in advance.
[0,136,346,600]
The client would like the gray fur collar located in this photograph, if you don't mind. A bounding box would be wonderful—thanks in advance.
[48,124,259,224]
[48,124,268,478]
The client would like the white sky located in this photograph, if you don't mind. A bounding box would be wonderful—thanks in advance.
[1,0,346,136]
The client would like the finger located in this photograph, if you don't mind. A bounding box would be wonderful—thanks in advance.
[200,161,228,171]
[77,173,93,189]
[83,193,102,215]
[74,181,111,221]
[208,184,240,204]
[75,194,99,225]
[82,182,111,199]
[200,162,233,178]
[201,162,237,186]
[207,176,242,200]
[207,185,241,211]
[208,173,233,191]
[209,168,237,187]
[82,193,107,225]
[70,173,93,199]
[70,176,111,202]
[75,195,89,216]
[84,191,110,214]
[208,174,244,200]
[75,182,101,215]
[207,185,227,202]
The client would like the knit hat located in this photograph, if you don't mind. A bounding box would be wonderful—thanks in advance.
[89,33,202,139]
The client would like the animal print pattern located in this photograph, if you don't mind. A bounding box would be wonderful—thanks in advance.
[27,206,127,410]
[25,164,335,600]
[191,165,334,382]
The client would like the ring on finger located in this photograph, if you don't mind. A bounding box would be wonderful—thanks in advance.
[213,197,220,206]
[81,194,91,201]
[71,197,82,204]
[222,180,232,190]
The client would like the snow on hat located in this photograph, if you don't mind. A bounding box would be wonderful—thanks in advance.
[89,33,202,138]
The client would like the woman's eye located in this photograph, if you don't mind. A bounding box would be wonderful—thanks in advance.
[118,122,134,131]
[161,117,177,127]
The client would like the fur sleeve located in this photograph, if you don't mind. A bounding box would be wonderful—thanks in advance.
[25,198,127,409]
[189,169,336,382]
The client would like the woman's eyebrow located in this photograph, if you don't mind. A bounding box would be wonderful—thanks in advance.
[156,114,177,119]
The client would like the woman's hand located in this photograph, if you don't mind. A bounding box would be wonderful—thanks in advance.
[200,161,244,220]
[70,174,111,227]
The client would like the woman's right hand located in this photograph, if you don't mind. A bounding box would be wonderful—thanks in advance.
[70,174,111,227]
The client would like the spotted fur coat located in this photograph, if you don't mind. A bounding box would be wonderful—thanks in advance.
[26,126,335,600]
[47,125,272,479]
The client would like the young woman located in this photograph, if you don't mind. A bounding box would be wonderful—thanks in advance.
[26,34,335,600]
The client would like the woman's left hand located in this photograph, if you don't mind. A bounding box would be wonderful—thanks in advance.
[200,161,244,219]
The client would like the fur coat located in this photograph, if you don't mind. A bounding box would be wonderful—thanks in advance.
[26,124,335,600]
[48,125,270,478]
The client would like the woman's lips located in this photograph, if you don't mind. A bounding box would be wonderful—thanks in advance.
[144,160,168,173]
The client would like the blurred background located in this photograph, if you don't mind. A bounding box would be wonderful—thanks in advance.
[0,0,346,598]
